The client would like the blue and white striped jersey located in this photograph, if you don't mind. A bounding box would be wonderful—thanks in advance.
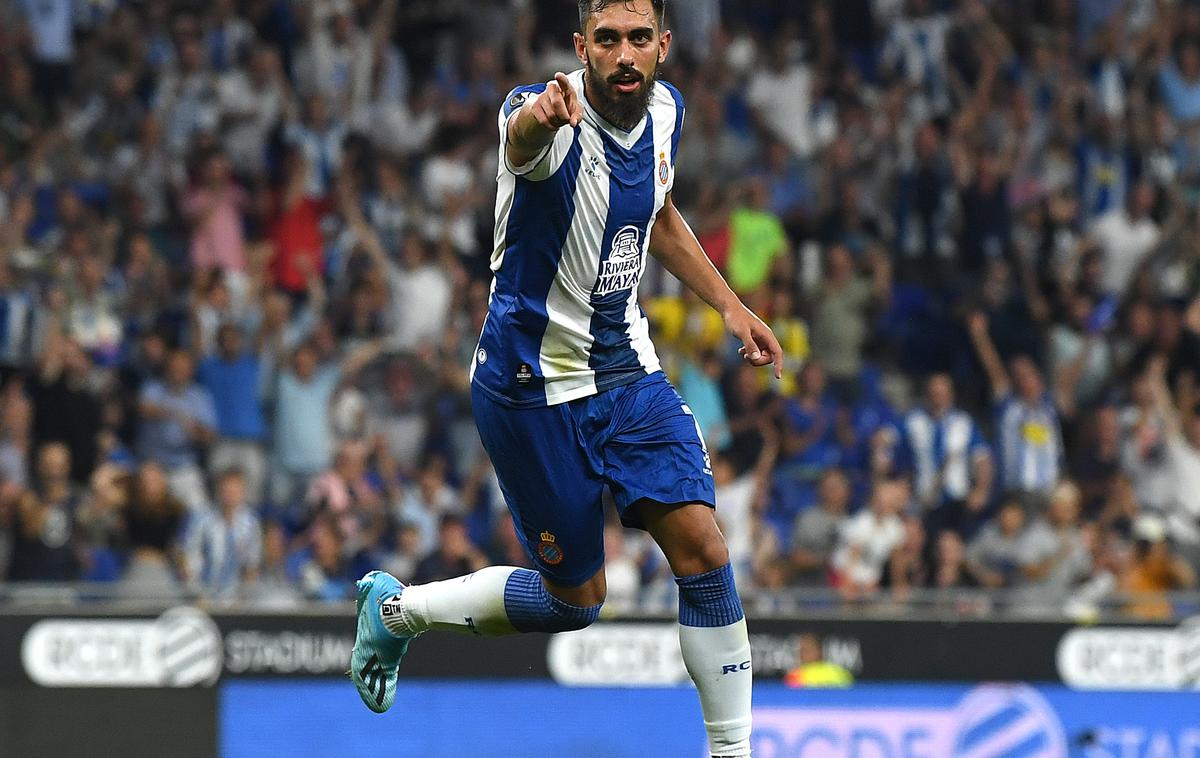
[995,392,1063,495]
[471,69,685,408]
[900,407,990,505]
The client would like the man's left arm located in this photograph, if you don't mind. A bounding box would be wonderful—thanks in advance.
[649,193,784,378]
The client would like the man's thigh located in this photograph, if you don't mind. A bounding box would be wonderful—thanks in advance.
[595,374,717,529]
[472,385,606,587]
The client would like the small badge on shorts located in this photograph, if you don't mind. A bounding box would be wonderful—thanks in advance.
[516,362,533,385]
[537,531,564,565]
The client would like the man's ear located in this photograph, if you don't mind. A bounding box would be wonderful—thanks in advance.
[658,29,672,64]
[574,31,588,66]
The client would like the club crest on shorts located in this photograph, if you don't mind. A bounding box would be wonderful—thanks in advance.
[658,152,669,185]
[537,531,564,565]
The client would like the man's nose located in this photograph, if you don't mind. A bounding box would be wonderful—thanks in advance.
[617,42,635,67]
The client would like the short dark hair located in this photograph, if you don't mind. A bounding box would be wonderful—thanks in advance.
[578,0,665,31]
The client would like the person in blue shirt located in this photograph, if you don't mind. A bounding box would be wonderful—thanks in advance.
[137,349,217,511]
[198,324,267,506]
[782,360,842,471]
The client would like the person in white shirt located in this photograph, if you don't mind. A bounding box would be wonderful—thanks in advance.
[217,45,292,177]
[746,35,815,158]
[832,478,908,598]
[1150,358,1200,566]
[1083,182,1160,298]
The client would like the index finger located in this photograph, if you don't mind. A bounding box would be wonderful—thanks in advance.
[554,73,581,126]
[767,333,784,379]
[554,72,575,100]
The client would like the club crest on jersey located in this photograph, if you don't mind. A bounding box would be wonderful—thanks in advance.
[593,225,642,297]
[658,152,669,185]
[508,91,532,111]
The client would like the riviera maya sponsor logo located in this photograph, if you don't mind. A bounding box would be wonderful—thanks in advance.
[22,606,223,688]
[593,225,643,297]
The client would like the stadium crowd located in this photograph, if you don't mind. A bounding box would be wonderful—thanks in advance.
[0,0,1198,619]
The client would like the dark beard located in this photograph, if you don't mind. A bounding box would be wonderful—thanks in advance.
[585,60,656,131]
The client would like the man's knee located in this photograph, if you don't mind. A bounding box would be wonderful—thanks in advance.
[671,530,731,577]
[544,571,605,630]
[544,568,607,608]
[506,569,604,633]
[544,595,603,632]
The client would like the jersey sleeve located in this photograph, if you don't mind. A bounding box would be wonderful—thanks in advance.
[659,80,686,194]
[498,84,577,182]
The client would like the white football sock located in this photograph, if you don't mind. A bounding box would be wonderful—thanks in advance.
[383,566,519,636]
[679,619,753,757]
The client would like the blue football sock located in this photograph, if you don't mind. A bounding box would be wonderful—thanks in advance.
[503,567,602,633]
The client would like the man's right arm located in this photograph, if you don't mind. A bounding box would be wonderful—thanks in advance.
[505,72,582,170]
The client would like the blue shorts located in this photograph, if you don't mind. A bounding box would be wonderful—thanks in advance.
[472,372,716,586]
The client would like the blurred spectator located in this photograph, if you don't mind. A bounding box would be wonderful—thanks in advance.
[182,148,248,275]
[198,324,268,504]
[1149,362,1200,567]
[888,515,928,595]
[747,33,816,159]
[283,95,344,200]
[6,443,79,580]
[1082,182,1160,299]
[807,245,890,398]
[216,45,291,176]
[781,361,840,471]
[245,522,304,608]
[724,180,789,295]
[348,211,453,354]
[393,455,460,556]
[1071,405,1122,518]
[968,312,1064,500]
[267,149,331,295]
[928,530,975,591]
[966,498,1029,590]
[1119,514,1196,619]
[288,511,354,601]
[898,373,993,535]
[269,339,381,508]
[0,387,32,489]
[303,439,384,549]
[413,514,487,584]
[137,349,217,510]
[714,430,778,588]
[790,467,851,586]
[29,332,102,486]
[831,479,908,599]
[603,522,641,615]
[1013,481,1093,611]
[116,462,186,600]
[183,468,262,600]
[154,29,219,157]
[19,0,75,114]
[678,351,731,452]
[783,633,853,688]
